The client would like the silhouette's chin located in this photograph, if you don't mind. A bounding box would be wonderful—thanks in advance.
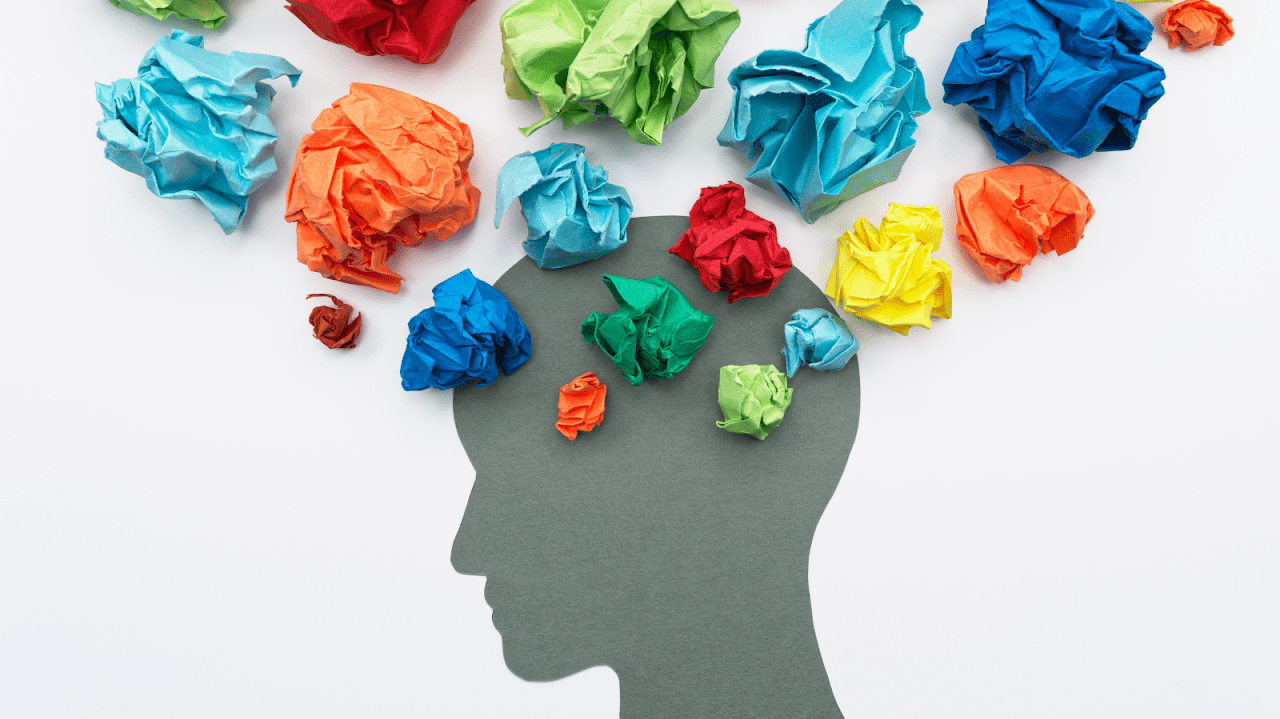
[479,577,604,681]
[496,626,599,682]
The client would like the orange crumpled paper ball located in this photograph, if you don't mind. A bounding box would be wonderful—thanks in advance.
[953,165,1094,283]
[1162,1,1234,51]
[286,83,480,293]
[556,372,607,440]
[307,293,363,349]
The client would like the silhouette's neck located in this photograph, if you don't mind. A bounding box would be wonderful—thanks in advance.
[614,601,844,719]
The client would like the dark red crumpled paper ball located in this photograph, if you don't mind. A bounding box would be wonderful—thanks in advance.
[307,294,363,349]
[669,182,792,303]
[285,0,478,65]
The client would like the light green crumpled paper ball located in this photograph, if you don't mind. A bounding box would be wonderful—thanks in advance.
[109,0,228,30]
[716,364,793,440]
[499,0,741,145]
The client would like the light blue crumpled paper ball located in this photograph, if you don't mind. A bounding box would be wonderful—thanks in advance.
[781,308,859,377]
[494,143,633,269]
[96,30,300,234]
[718,0,930,224]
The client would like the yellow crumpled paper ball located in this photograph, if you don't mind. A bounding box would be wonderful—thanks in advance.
[824,203,952,335]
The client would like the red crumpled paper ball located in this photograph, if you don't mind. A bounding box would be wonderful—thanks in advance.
[669,182,792,303]
[307,294,363,349]
[1161,1,1234,51]
[285,0,478,64]
[953,165,1094,283]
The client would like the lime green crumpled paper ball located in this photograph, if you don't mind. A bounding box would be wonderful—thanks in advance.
[716,364,793,440]
[499,0,741,145]
[109,0,227,29]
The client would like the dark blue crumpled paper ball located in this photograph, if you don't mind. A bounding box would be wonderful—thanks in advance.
[400,269,532,390]
[942,0,1166,163]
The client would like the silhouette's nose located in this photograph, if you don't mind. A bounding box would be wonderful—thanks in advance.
[450,479,488,576]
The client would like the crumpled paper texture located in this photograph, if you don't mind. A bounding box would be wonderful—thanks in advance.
[286,83,480,293]
[825,203,952,336]
[1162,1,1235,50]
[581,274,715,386]
[307,293,363,349]
[718,0,930,223]
[400,269,533,391]
[495,143,633,269]
[954,165,1095,283]
[943,0,1166,164]
[556,372,607,440]
[109,0,228,29]
[96,31,300,235]
[781,308,858,377]
[499,0,741,145]
[716,364,793,440]
[669,182,792,303]
[285,0,478,64]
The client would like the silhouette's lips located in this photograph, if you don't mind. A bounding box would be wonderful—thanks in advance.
[481,578,543,636]
[481,579,508,631]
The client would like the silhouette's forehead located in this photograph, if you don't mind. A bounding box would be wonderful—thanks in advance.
[453,216,861,496]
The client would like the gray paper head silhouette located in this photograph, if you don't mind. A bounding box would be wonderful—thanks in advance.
[452,216,860,719]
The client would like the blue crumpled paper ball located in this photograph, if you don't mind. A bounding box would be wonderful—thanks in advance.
[95,30,300,234]
[942,0,1166,163]
[400,269,533,391]
[781,308,859,377]
[494,143,633,269]
[717,0,930,224]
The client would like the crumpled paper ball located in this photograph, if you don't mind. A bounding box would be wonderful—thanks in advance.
[716,364,793,440]
[556,372,608,440]
[285,0,478,64]
[400,269,532,391]
[96,31,300,235]
[718,0,930,223]
[1162,1,1235,50]
[954,165,1095,283]
[499,0,741,145]
[495,143,633,269]
[307,294,363,349]
[825,203,952,336]
[781,309,858,377]
[942,0,1166,163]
[581,274,716,386]
[286,83,480,294]
[109,0,227,29]
[669,182,792,303]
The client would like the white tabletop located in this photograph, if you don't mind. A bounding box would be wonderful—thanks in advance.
[2,1,1276,716]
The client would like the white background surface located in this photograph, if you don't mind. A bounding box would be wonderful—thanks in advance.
[3,1,1278,717]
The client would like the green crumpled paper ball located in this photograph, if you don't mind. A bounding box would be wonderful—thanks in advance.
[716,364,793,440]
[582,274,716,386]
[499,0,741,145]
